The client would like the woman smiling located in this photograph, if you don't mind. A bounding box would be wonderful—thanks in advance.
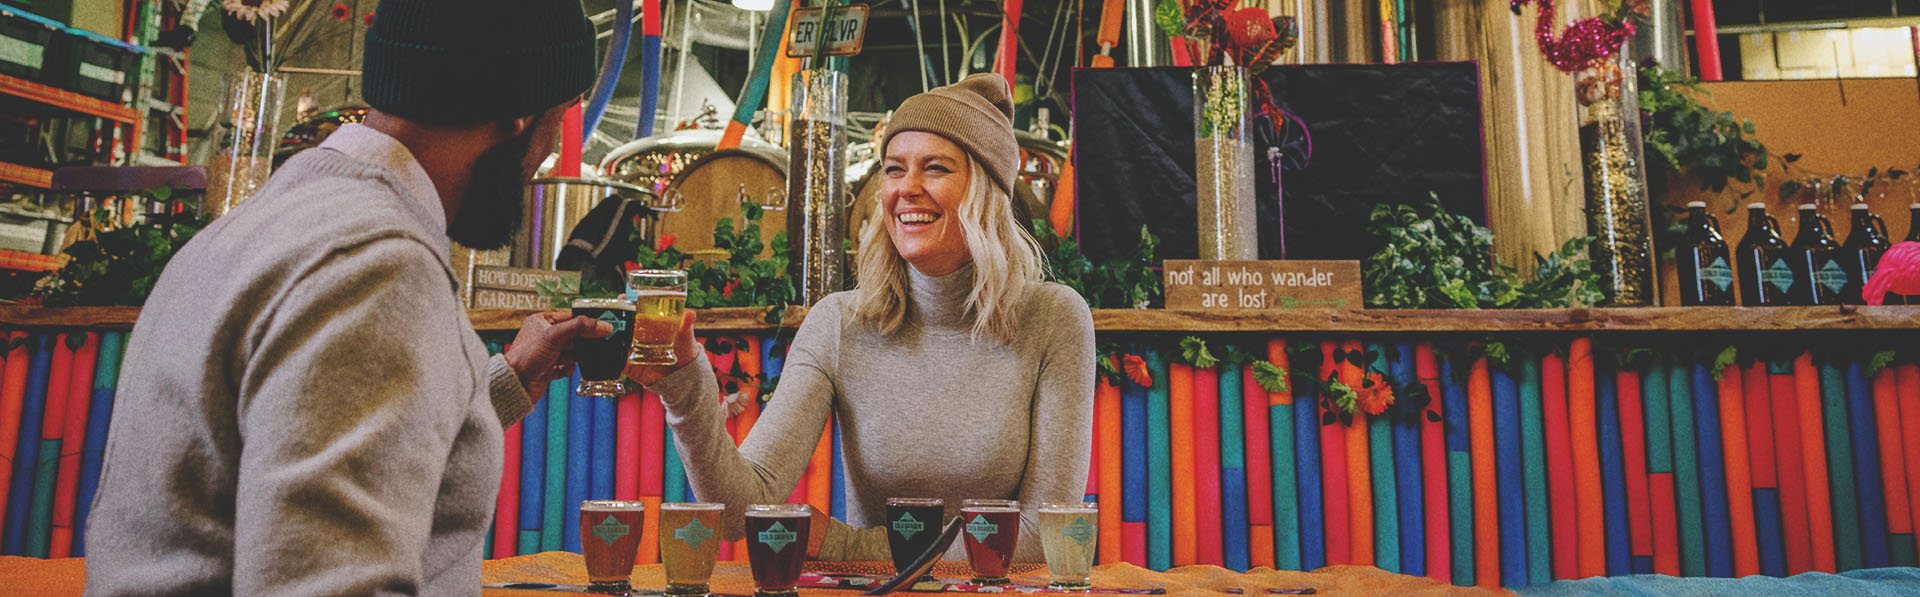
[631,74,1095,563]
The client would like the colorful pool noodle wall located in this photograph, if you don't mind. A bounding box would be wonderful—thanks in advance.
[7,328,1920,590]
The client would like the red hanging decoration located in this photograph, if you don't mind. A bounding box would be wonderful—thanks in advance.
[1511,0,1647,73]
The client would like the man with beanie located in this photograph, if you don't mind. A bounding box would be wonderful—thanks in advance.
[85,1,603,593]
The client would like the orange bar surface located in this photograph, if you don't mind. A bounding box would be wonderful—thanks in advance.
[1872,368,1912,535]
[1338,339,1373,566]
[1098,374,1124,565]
[1567,338,1605,578]
[1318,341,1350,566]
[1169,363,1198,566]
[1469,356,1499,590]
[1899,364,1920,562]
[1795,353,1836,573]
[1718,363,1759,577]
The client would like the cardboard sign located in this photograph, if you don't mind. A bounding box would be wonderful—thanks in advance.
[785,4,869,57]
[1162,260,1362,309]
[469,266,578,309]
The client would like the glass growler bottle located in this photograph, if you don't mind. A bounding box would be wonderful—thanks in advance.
[1735,203,1793,306]
[1789,203,1840,305]
[1676,201,1735,306]
[1834,203,1891,305]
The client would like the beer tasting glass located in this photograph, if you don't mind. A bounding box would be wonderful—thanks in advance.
[744,503,812,597]
[570,297,635,397]
[627,269,688,366]
[659,502,725,596]
[959,498,1021,585]
[1037,501,1098,591]
[884,497,945,581]
[579,500,646,594]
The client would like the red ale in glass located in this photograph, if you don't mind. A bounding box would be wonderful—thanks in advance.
[960,499,1021,585]
[1735,203,1793,306]
[1836,203,1891,305]
[1676,201,1735,306]
[744,504,811,597]
[579,500,646,593]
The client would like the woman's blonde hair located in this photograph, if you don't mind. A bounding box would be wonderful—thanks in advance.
[851,157,1048,344]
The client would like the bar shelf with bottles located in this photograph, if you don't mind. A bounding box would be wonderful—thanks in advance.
[1681,199,1918,307]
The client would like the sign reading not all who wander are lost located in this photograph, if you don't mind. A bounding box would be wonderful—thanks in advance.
[1162,260,1362,310]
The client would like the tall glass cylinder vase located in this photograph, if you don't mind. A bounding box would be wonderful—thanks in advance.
[204,70,286,219]
[1576,51,1656,306]
[1193,66,1258,260]
[786,69,848,305]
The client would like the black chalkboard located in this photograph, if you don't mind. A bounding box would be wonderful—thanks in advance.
[1070,63,1488,262]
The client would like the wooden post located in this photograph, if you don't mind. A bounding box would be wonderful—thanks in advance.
[1431,0,1591,273]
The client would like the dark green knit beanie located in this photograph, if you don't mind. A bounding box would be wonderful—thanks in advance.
[362,0,596,124]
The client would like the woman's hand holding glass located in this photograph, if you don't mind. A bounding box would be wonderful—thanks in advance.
[623,310,700,386]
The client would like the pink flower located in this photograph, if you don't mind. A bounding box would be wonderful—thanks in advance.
[655,233,677,253]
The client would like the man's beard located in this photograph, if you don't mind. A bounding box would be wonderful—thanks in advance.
[446,126,538,250]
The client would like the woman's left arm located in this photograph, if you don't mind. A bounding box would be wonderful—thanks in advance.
[1011,288,1097,563]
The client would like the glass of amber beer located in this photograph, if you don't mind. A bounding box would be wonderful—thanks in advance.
[570,297,635,397]
[579,500,646,593]
[1037,501,1098,591]
[659,502,725,596]
[626,269,688,366]
[959,499,1021,585]
[744,504,812,597]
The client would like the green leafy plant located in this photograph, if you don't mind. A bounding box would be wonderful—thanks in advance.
[1362,193,1604,309]
[1033,220,1163,309]
[1868,350,1899,378]
[33,188,209,307]
[1711,345,1739,380]
[1179,336,1219,368]
[1638,62,1769,197]
[624,202,796,314]
[1251,360,1289,394]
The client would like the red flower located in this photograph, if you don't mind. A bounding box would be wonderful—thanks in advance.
[623,260,639,272]
[721,280,739,299]
[1122,354,1153,387]
[1225,8,1276,50]
[1355,375,1396,416]
[330,3,347,19]
[655,233,677,253]
[363,11,374,25]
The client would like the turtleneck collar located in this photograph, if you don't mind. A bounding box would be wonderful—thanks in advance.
[907,262,976,331]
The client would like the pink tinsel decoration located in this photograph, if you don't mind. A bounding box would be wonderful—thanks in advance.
[1512,0,1637,73]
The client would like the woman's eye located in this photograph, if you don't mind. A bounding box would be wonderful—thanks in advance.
[884,166,905,175]
[927,165,950,173]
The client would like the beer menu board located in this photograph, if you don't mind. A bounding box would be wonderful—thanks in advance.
[1162,260,1363,310]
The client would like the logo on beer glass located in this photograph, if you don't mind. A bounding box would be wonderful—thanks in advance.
[965,515,999,542]
[759,521,799,552]
[591,515,632,545]
[1063,516,1095,545]
[597,310,629,332]
[892,513,926,539]
[675,519,714,549]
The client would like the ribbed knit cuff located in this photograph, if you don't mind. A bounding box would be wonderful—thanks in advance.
[488,353,533,425]
[647,349,716,411]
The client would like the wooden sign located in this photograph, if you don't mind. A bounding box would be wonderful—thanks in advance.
[469,266,578,309]
[785,4,869,57]
[1162,260,1363,310]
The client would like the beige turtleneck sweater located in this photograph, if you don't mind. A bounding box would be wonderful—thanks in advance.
[648,264,1095,562]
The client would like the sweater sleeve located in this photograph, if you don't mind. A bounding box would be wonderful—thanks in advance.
[229,238,473,595]
[1009,287,1097,563]
[488,353,533,425]
[647,297,843,542]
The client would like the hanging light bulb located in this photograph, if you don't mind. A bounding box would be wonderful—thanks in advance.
[733,0,774,10]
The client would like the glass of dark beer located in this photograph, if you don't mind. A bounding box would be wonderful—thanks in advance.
[627,269,688,366]
[579,500,646,593]
[959,498,1021,585]
[744,503,812,597]
[570,297,635,397]
[885,497,945,581]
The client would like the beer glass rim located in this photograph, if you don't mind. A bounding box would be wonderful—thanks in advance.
[1036,501,1097,512]
[581,499,647,510]
[628,268,688,280]
[960,498,1020,510]
[570,297,634,309]
[745,503,812,515]
[660,501,726,511]
[886,497,945,507]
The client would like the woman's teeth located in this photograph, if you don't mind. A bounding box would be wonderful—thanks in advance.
[898,213,939,225]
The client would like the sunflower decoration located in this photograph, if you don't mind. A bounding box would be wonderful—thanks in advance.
[223,0,290,23]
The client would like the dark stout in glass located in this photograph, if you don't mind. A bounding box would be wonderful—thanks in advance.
[885,497,946,581]
[744,504,811,597]
[570,298,635,397]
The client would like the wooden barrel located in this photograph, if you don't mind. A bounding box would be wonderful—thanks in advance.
[658,148,790,256]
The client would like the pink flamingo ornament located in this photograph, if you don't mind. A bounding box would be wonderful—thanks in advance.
[1866,241,1920,305]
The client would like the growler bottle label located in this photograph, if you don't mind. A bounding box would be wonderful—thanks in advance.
[1763,259,1796,294]
[1816,259,1848,294]
[1702,257,1734,292]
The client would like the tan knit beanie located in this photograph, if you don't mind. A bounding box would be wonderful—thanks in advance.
[880,73,1019,194]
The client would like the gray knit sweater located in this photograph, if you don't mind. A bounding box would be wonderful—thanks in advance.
[85,125,530,595]
[648,264,1095,562]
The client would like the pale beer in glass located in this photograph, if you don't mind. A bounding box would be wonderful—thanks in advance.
[579,500,646,593]
[627,269,687,366]
[1038,501,1098,591]
[659,502,724,596]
